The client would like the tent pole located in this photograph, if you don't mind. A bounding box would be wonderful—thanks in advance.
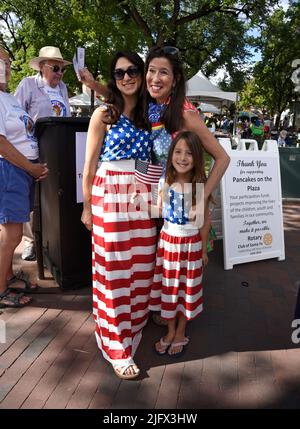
[233,93,239,136]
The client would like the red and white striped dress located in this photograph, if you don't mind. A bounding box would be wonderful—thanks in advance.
[149,188,203,320]
[91,160,157,367]
[90,114,157,367]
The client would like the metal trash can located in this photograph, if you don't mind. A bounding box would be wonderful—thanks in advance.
[279,147,300,198]
[36,117,92,289]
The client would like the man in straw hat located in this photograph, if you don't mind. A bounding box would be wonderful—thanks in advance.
[15,46,71,261]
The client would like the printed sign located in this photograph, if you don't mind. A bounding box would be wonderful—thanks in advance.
[219,138,285,269]
[75,132,87,203]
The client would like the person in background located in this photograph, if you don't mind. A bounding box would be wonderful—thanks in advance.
[0,47,48,307]
[277,129,288,147]
[15,46,71,261]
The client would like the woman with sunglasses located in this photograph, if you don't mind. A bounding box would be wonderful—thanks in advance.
[81,51,156,380]
[14,46,71,264]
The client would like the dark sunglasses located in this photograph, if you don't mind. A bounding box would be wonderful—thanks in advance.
[113,66,140,80]
[45,64,67,73]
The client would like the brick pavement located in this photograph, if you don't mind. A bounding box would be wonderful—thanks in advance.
[0,200,299,409]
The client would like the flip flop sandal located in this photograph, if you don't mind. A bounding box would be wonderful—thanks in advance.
[153,337,172,355]
[168,337,190,358]
[113,364,140,380]
[7,270,40,294]
[0,289,32,308]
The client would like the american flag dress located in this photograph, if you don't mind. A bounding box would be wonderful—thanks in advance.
[91,114,157,367]
[149,187,203,320]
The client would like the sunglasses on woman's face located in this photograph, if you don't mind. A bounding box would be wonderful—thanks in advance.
[113,66,140,80]
[45,64,67,73]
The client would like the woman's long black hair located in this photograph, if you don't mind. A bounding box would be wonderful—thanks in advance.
[144,46,186,134]
[105,51,150,131]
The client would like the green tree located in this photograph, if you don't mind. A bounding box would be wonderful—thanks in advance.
[1,0,279,94]
[239,2,300,127]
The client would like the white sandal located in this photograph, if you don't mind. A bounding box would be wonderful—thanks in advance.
[113,363,140,380]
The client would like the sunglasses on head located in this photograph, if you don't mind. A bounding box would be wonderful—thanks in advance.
[45,64,67,73]
[156,46,179,56]
[113,66,140,80]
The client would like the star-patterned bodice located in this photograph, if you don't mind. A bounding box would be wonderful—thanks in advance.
[162,187,191,225]
[148,102,172,172]
[148,99,197,173]
[100,114,152,161]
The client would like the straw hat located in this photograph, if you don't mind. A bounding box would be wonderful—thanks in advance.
[29,46,71,71]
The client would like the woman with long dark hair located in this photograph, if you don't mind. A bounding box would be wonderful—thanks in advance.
[81,51,156,380]
[145,45,230,195]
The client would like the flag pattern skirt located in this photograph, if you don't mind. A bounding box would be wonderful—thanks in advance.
[91,160,157,366]
[149,221,203,321]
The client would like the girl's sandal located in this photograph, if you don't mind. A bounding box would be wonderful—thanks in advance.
[153,337,172,355]
[113,364,140,380]
[168,337,190,358]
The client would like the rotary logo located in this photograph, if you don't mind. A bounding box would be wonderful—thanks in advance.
[263,233,273,245]
[51,100,67,117]
[19,114,36,141]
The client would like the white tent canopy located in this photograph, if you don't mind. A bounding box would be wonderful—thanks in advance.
[198,102,220,114]
[186,71,237,105]
[69,92,100,106]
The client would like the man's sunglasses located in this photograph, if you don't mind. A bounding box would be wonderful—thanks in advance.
[45,64,67,73]
[113,66,140,80]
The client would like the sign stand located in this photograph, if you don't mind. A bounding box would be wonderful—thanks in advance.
[218,138,285,270]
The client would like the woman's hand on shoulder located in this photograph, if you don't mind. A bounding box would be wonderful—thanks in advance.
[97,103,119,124]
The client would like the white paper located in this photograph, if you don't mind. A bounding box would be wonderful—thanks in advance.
[0,59,6,84]
[73,47,85,81]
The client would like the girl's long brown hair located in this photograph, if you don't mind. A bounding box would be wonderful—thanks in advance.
[165,131,207,204]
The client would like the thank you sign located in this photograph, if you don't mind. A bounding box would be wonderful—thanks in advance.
[218,139,285,270]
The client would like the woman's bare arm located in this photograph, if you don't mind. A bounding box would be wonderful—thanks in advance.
[81,107,107,230]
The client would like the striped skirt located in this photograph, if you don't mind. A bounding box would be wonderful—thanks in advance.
[149,222,203,320]
[91,160,157,366]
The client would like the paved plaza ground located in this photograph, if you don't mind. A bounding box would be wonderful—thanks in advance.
[0,200,299,409]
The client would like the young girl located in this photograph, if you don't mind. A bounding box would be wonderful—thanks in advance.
[149,130,211,357]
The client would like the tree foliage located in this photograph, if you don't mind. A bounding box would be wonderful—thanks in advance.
[239,2,300,124]
[0,0,281,97]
